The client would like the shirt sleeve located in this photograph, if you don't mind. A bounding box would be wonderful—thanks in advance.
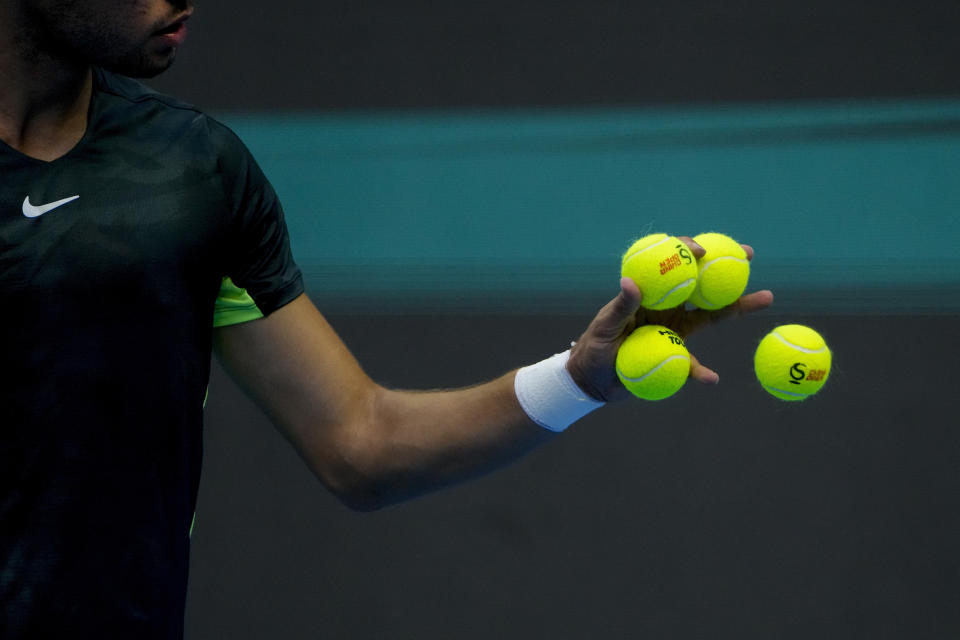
[213,120,305,318]
[212,277,264,328]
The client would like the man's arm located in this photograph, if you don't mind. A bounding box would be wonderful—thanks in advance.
[212,293,554,510]
[213,242,773,511]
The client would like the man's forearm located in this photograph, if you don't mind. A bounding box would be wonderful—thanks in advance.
[331,372,555,510]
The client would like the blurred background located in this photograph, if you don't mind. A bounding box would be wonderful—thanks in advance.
[149,2,960,637]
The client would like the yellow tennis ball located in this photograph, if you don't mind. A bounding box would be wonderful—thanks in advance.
[754,324,832,401]
[616,324,690,400]
[621,233,698,310]
[688,232,750,310]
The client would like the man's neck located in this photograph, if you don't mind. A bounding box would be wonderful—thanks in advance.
[0,13,95,162]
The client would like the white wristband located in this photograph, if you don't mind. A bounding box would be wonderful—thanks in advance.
[514,349,605,432]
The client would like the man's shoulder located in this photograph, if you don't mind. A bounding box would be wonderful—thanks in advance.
[93,67,201,115]
[91,67,244,156]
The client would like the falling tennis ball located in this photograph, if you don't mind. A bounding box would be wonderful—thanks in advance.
[688,232,750,310]
[754,324,832,401]
[616,324,690,400]
[621,234,698,310]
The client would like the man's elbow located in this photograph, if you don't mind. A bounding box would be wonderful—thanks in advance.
[299,390,417,512]
[311,430,401,512]
[329,474,392,512]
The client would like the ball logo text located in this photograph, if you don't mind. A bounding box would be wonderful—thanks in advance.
[658,245,693,275]
[658,329,685,347]
[789,362,827,385]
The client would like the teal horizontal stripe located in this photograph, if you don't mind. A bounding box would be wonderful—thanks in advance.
[295,263,960,315]
[220,100,960,312]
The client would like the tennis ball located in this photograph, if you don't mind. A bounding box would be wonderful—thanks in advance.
[754,324,832,401]
[616,324,690,400]
[688,232,750,310]
[621,234,698,310]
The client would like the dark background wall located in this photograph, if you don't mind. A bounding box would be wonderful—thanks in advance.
[145,2,960,638]
[189,313,960,639]
[152,0,960,109]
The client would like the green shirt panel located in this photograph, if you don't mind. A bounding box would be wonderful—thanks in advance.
[213,276,264,327]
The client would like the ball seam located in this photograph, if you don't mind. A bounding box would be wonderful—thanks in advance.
[623,235,670,261]
[770,331,828,354]
[616,354,690,383]
[648,278,696,307]
[762,384,809,399]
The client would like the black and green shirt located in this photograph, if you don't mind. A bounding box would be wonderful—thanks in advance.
[0,68,303,638]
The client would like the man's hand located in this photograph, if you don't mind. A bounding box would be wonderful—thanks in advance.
[566,237,774,403]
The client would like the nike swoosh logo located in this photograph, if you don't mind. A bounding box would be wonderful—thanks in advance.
[22,194,80,218]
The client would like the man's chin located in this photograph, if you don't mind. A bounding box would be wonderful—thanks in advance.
[101,51,177,79]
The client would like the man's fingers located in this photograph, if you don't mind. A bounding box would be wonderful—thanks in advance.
[617,276,642,312]
[587,277,643,342]
[729,289,774,316]
[689,353,720,385]
[677,236,705,258]
[678,236,753,261]
[688,289,774,325]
